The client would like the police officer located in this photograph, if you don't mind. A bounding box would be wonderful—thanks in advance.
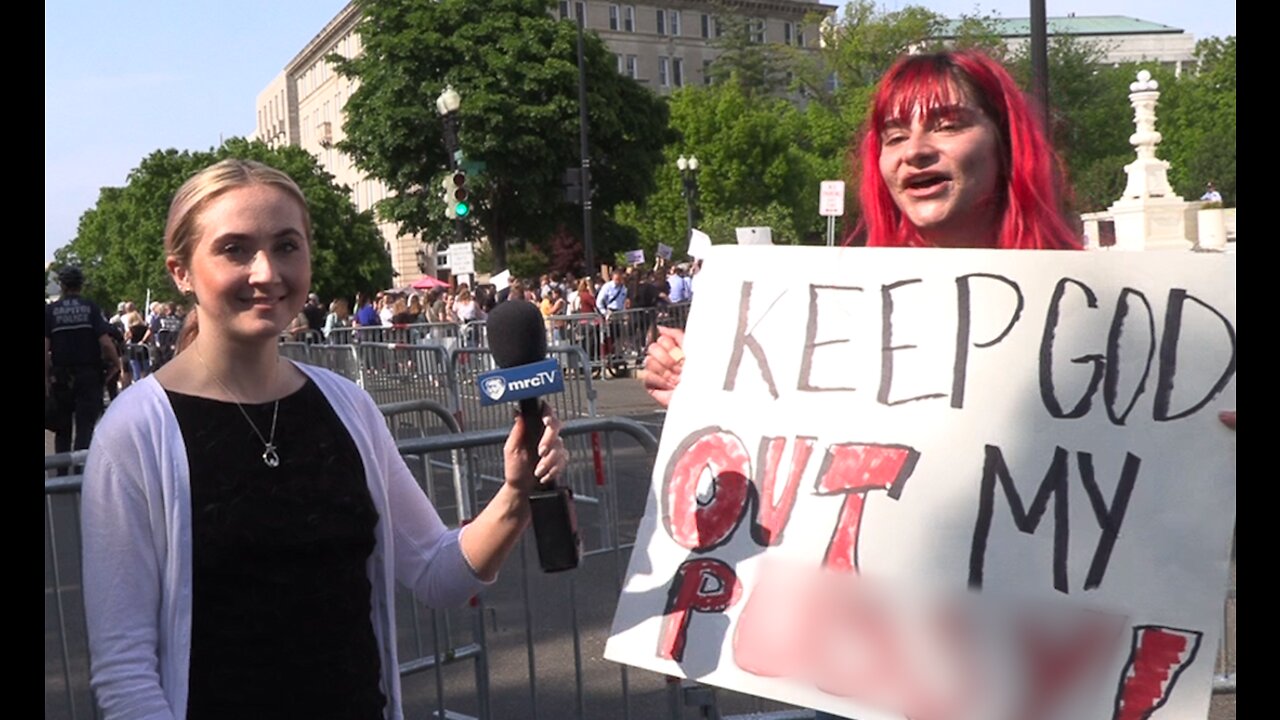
[44,267,120,460]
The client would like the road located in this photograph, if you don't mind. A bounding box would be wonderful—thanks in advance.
[46,372,1235,720]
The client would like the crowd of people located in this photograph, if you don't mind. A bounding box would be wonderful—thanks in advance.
[303,263,698,340]
[55,258,699,417]
[46,254,698,476]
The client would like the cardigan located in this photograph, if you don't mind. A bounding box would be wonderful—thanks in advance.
[80,362,489,720]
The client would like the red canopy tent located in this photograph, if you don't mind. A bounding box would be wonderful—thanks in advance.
[411,275,450,290]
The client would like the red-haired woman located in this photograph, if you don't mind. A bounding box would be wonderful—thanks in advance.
[646,50,1083,406]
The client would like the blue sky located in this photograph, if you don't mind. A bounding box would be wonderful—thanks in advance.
[44,0,1235,266]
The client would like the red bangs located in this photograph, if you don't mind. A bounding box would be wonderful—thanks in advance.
[873,66,971,136]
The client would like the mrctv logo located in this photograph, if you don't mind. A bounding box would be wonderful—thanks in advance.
[477,359,565,405]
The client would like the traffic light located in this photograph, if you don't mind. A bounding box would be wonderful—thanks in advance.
[451,170,470,217]
[441,174,459,220]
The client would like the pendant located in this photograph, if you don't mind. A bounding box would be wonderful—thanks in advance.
[262,444,281,468]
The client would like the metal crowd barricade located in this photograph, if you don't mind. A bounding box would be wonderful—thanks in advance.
[601,307,657,376]
[558,312,610,377]
[277,341,310,364]
[45,417,1238,720]
[657,301,692,329]
[327,326,356,345]
[357,343,454,409]
[303,343,364,383]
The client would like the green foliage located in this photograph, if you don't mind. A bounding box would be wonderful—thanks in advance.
[335,0,672,274]
[793,0,944,106]
[505,242,550,280]
[704,9,792,97]
[1156,37,1236,205]
[615,80,848,254]
[54,138,392,309]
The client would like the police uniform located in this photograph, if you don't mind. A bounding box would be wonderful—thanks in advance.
[45,292,112,454]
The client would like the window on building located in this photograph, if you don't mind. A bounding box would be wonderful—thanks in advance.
[672,57,684,87]
[784,22,794,45]
[701,13,711,38]
[658,57,670,87]
[609,4,619,30]
[751,19,766,44]
[559,1,570,19]
[657,9,666,35]
[626,54,638,79]
[616,53,624,73]
[670,10,681,36]
[624,5,635,32]
[576,2,585,21]
[703,59,714,85]
[715,17,724,37]
[796,27,806,47]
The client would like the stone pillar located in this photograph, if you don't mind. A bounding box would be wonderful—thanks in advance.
[1106,70,1194,251]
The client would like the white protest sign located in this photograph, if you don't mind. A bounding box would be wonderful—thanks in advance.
[688,229,713,259]
[735,226,773,245]
[820,180,846,217]
[491,269,510,290]
[604,245,1236,720]
[626,249,647,266]
[658,243,674,260]
[448,242,475,275]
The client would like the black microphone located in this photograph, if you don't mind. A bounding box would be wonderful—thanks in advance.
[485,299,582,573]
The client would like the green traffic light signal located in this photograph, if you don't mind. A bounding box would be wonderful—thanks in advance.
[452,170,469,217]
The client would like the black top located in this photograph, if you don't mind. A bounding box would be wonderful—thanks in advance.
[632,281,662,309]
[168,378,386,719]
[45,296,110,367]
[304,303,326,332]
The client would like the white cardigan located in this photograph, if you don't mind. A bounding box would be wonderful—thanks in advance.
[80,362,488,720]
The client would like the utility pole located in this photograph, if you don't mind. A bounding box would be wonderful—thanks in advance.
[575,12,596,276]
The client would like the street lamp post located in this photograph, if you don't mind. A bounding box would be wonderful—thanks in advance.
[677,154,701,244]
[436,85,464,247]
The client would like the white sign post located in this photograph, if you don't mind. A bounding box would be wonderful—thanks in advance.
[820,180,846,247]
[604,245,1236,720]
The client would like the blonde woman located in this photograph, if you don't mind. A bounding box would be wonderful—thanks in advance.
[322,297,350,341]
[81,159,568,719]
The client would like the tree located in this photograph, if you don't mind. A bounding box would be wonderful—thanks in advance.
[1156,37,1236,205]
[334,0,672,274]
[54,138,392,309]
[704,8,793,97]
[791,0,944,108]
[616,81,835,254]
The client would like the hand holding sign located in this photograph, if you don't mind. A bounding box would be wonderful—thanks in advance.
[643,326,686,409]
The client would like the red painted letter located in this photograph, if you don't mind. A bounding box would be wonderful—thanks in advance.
[662,429,752,551]
[816,443,920,572]
[1112,625,1203,720]
[658,558,743,662]
[750,436,815,546]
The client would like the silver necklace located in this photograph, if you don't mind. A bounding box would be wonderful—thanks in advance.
[194,344,282,468]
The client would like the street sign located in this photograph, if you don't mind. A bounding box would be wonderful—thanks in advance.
[819,180,846,217]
